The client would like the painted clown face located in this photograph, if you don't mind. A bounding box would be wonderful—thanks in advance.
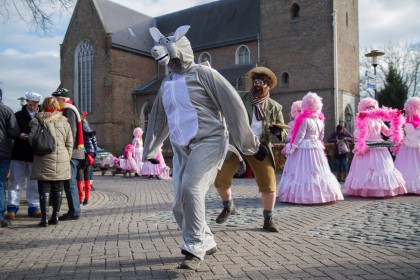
[149,25,194,73]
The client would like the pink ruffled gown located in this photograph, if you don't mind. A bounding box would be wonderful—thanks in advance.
[132,137,144,171]
[278,116,344,204]
[345,119,407,197]
[124,152,139,174]
[394,123,420,194]
[141,148,163,177]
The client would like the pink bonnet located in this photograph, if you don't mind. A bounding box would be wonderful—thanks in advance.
[301,92,323,113]
[404,97,420,117]
[133,127,143,137]
[290,100,302,119]
[358,97,378,112]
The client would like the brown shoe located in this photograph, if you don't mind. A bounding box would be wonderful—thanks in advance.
[263,217,279,232]
[5,212,15,220]
[215,207,236,224]
[29,210,42,218]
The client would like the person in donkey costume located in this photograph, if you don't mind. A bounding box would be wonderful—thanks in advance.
[142,25,267,270]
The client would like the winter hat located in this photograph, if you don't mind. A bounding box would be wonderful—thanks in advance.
[52,87,70,97]
[25,91,42,102]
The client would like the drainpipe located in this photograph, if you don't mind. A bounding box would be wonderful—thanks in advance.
[257,34,261,64]
[332,10,339,126]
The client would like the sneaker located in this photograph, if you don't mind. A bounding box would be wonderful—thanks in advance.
[216,207,236,224]
[83,199,89,206]
[0,219,11,228]
[263,217,279,232]
[4,212,15,220]
[178,252,202,270]
[181,246,217,256]
[29,210,42,218]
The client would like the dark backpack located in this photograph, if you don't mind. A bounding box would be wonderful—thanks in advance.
[31,116,55,156]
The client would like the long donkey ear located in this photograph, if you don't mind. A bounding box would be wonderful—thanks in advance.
[149,27,164,43]
[174,25,190,42]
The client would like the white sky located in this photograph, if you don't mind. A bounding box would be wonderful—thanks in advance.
[0,0,419,111]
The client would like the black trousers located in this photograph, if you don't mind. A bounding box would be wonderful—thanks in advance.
[38,180,64,194]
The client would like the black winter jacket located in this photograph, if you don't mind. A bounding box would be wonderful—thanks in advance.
[0,102,20,159]
[11,105,36,162]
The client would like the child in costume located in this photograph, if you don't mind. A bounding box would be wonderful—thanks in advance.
[123,144,138,177]
[142,25,266,270]
[278,92,343,204]
[141,144,163,179]
[394,97,420,194]
[132,127,144,176]
[284,100,302,143]
[77,112,97,206]
[344,98,407,197]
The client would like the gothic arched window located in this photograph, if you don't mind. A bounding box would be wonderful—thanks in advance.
[198,52,212,65]
[74,40,93,113]
[235,45,250,65]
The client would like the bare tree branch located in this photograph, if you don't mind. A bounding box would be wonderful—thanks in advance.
[0,0,76,36]
[360,42,420,99]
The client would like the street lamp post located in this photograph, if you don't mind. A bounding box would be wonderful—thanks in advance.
[365,50,385,100]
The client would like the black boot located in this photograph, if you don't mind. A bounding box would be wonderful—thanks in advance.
[39,192,49,227]
[49,191,62,225]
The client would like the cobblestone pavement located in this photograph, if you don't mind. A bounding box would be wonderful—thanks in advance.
[0,172,419,279]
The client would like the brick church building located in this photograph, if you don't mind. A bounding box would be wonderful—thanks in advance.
[60,0,359,156]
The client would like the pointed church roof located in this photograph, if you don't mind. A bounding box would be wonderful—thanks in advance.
[72,0,260,55]
[94,0,154,55]
[155,0,260,50]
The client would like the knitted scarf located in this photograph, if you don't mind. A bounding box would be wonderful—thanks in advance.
[251,91,269,121]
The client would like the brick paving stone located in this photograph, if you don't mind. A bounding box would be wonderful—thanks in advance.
[0,173,419,279]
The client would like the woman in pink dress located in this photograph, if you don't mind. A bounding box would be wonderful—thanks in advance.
[284,100,302,143]
[345,98,407,197]
[132,127,144,175]
[394,97,420,194]
[278,92,343,204]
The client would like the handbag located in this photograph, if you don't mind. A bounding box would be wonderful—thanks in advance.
[31,116,55,156]
[337,139,349,154]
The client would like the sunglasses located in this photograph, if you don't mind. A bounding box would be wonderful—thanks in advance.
[253,79,268,86]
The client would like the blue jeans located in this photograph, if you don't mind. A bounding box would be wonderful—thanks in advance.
[336,157,348,173]
[0,159,10,219]
[63,159,81,216]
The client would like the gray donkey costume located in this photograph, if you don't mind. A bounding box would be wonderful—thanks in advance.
[142,26,267,268]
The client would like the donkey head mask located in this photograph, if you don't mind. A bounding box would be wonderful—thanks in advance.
[149,25,194,73]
